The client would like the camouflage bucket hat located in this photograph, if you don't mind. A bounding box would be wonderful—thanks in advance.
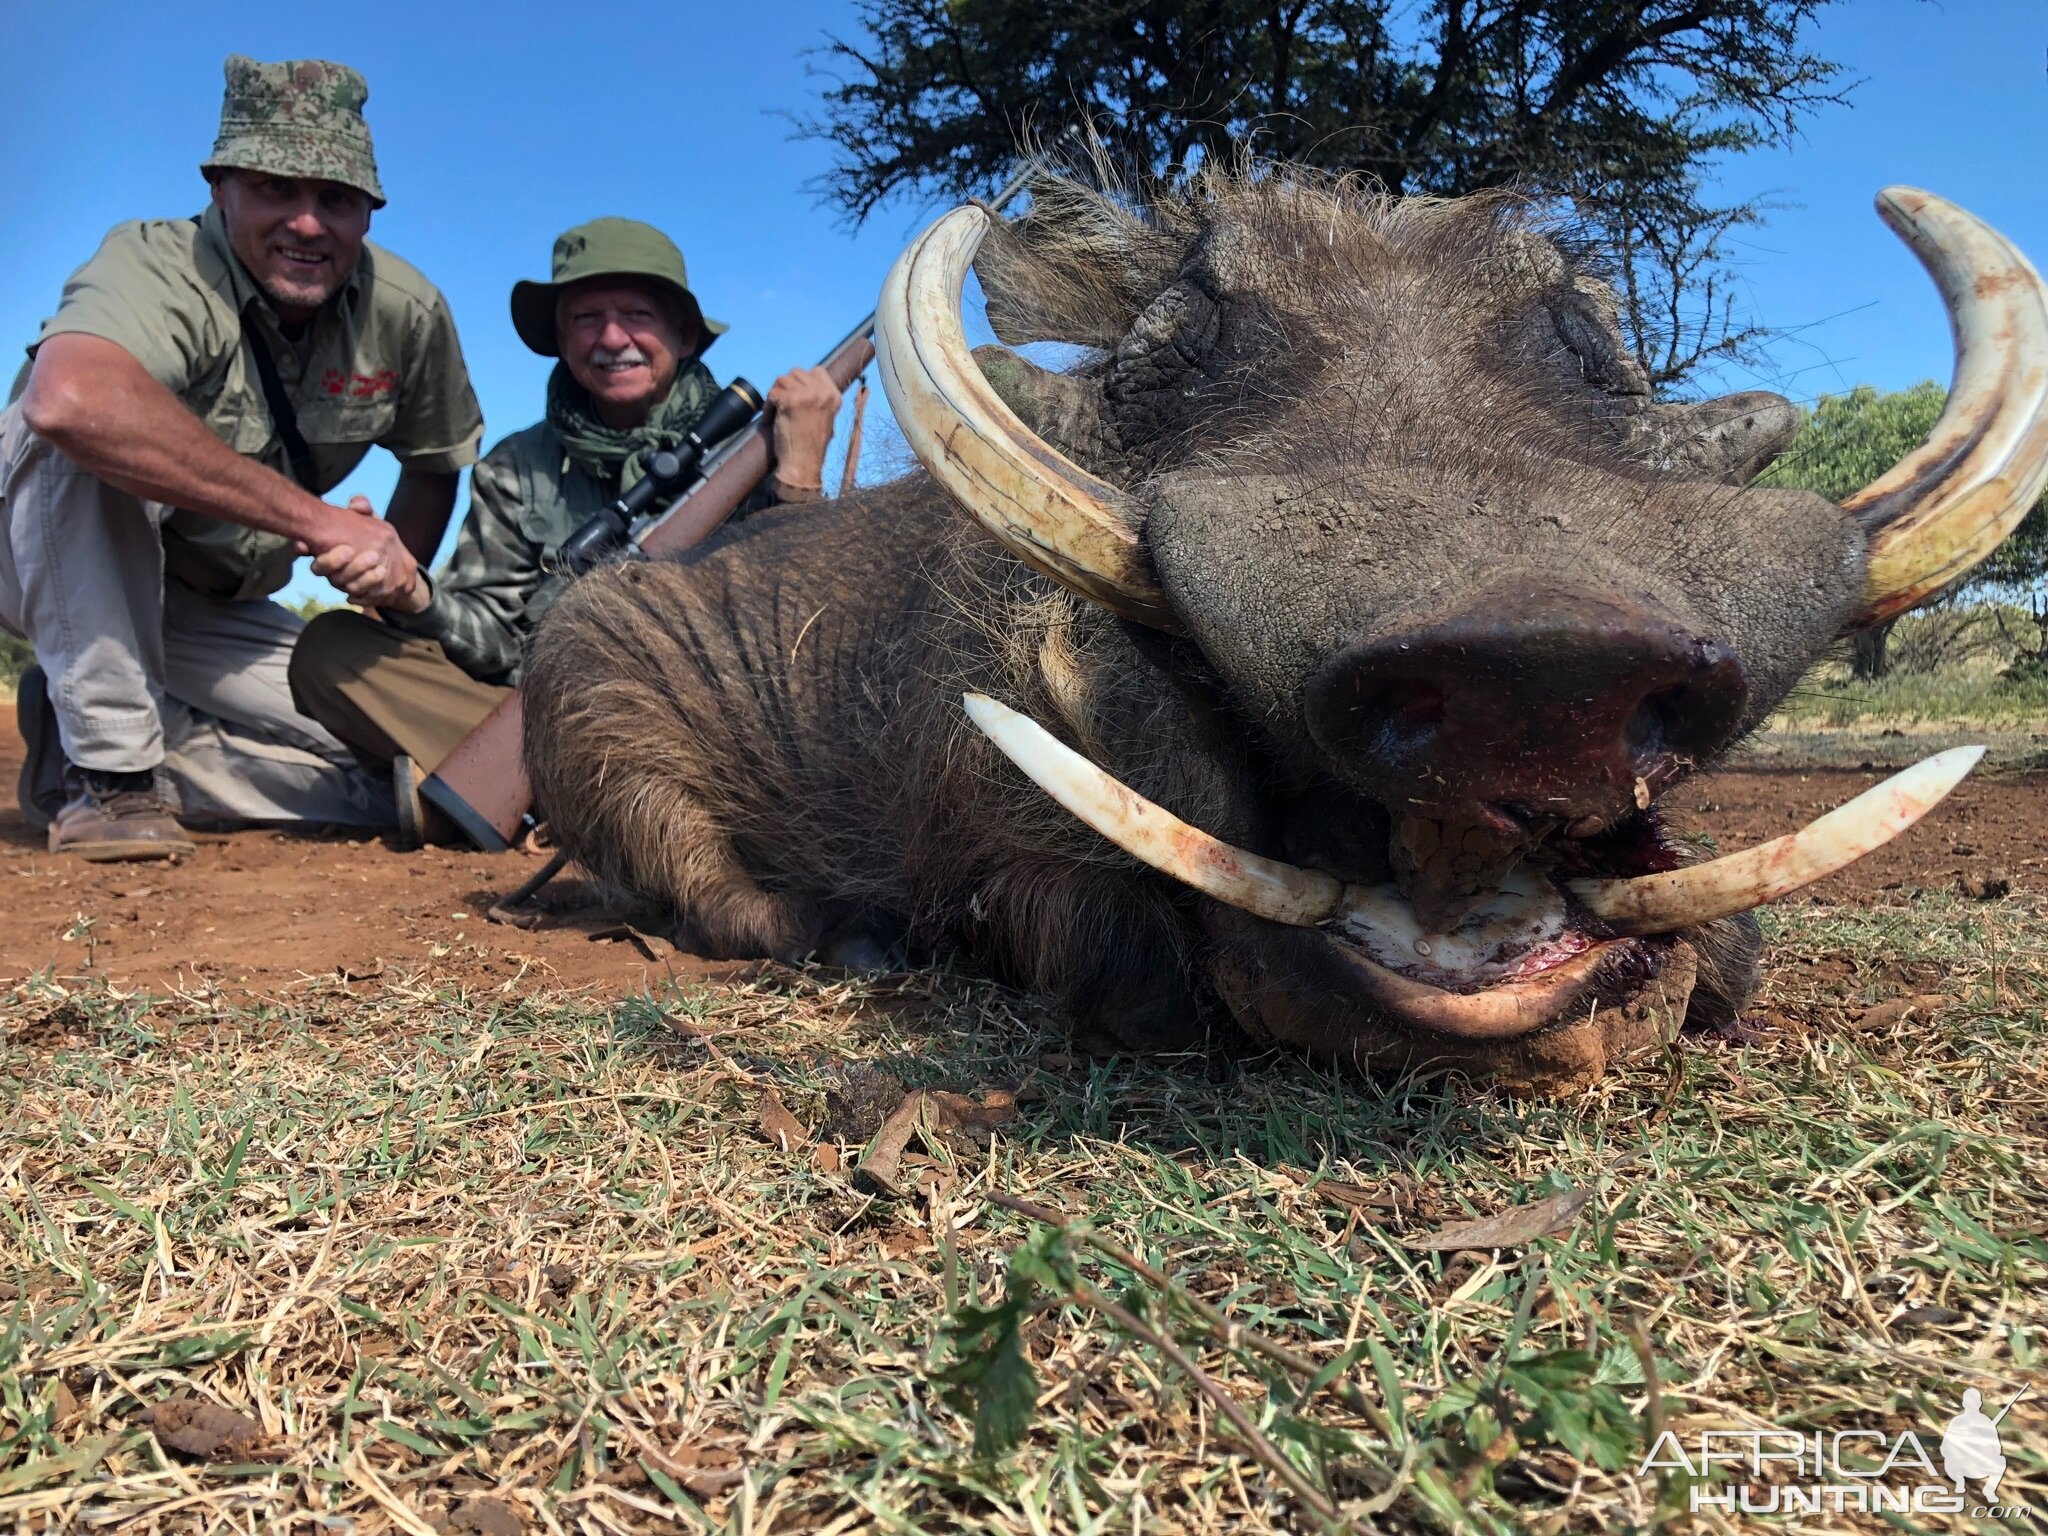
[510,217,728,358]
[201,55,385,207]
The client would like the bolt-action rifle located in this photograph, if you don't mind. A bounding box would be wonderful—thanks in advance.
[417,317,873,850]
[420,149,1060,851]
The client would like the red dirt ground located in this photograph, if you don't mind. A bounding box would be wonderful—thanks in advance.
[3,712,2045,997]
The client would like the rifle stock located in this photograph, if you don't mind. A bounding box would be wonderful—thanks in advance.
[419,333,876,850]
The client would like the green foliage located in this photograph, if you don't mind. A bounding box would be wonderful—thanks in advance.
[1762,381,2048,597]
[933,1225,1078,1458]
[1493,1349,1640,1471]
[1759,381,1946,500]
[0,632,30,691]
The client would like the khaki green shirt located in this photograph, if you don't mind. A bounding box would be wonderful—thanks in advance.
[388,417,780,685]
[32,205,484,600]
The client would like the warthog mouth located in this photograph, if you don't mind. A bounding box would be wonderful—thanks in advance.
[965,693,1981,1042]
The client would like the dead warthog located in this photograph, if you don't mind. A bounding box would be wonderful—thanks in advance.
[522,169,2047,1091]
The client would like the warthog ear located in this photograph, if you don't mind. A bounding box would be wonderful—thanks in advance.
[974,177,1182,349]
[1626,393,1803,486]
[972,345,1124,476]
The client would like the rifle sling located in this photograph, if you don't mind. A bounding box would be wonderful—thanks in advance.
[246,330,320,492]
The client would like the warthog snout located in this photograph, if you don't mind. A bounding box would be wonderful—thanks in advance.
[1305,579,1749,820]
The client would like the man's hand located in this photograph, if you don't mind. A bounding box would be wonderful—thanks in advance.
[765,365,843,502]
[304,495,421,608]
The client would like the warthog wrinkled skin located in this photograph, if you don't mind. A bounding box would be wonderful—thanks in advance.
[523,171,1871,1090]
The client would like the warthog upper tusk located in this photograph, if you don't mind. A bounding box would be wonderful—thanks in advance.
[1846,189,2048,626]
[964,693,1986,948]
[962,693,1342,925]
[877,205,1183,631]
[1568,746,1984,935]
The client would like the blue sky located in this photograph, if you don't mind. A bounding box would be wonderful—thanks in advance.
[2,0,2041,606]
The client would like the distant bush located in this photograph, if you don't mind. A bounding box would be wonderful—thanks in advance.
[0,632,31,692]
[1775,600,2048,726]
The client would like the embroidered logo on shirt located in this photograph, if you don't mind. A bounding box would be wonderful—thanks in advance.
[321,367,400,400]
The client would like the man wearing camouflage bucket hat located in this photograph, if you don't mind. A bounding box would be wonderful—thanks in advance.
[287,217,841,837]
[2,55,483,861]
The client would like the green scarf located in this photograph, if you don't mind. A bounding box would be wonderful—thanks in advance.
[546,359,721,492]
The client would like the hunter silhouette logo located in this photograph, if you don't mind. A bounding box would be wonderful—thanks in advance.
[1941,1387,2025,1501]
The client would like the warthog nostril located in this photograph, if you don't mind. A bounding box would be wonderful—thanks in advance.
[1343,678,1446,759]
[1627,657,1747,765]
[1307,579,1749,818]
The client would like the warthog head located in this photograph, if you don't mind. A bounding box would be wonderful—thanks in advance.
[877,170,2048,1084]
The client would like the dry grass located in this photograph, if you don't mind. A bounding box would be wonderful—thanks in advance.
[3,890,2045,1534]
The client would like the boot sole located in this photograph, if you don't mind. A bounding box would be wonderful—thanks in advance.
[51,834,194,863]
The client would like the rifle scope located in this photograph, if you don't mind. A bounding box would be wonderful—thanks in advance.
[553,377,764,575]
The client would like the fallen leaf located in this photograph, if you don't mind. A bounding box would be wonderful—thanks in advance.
[641,1442,746,1497]
[449,1495,525,1534]
[1404,1187,1594,1252]
[926,1089,1019,1144]
[756,1088,811,1152]
[146,1397,270,1460]
[855,1091,927,1198]
[1855,993,1946,1031]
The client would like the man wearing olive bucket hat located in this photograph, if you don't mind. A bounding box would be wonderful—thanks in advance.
[5,55,483,860]
[287,218,842,841]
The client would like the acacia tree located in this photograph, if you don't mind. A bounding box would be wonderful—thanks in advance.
[802,0,1850,390]
[1759,382,2048,677]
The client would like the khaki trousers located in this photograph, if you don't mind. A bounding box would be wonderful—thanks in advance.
[288,609,510,773]
[0,401,391,827]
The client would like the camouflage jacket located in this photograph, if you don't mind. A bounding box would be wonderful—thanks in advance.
[384,415,779,685]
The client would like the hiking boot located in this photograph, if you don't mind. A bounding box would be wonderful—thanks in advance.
[14,664,67,836]
[49,766,194,862]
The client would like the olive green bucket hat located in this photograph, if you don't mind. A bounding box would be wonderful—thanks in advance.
[510,218,728,358]
[200,55,385,207]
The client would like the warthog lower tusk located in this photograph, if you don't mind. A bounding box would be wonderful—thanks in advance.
[961,692,1343,925]
[1566,745,1984,935]
[1845,189,2048,626]
[964,693,1985,947]
[877,206,1182,631]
